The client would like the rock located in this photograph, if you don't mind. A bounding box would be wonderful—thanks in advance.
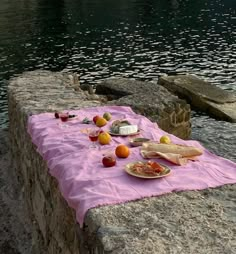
[158,74,236,122]
[96,78,191,139]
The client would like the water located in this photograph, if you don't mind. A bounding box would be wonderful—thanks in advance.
[0,0,235,160]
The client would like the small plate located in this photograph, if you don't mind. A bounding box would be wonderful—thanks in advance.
[125,161,171,179]
[130,137,150,147]
[109,130,141,136]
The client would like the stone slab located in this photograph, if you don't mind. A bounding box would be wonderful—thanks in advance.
[158,75,236,122]
[85,184,236,254]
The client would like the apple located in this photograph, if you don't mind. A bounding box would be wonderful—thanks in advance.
[93,115,100,124]
[102,156,116,167]
[103,112,112,121]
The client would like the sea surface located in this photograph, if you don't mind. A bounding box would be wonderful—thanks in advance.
[0,0,235,160]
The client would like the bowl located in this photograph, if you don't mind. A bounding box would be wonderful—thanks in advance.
[129,137,150,147]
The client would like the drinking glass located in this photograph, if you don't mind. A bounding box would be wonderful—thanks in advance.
[59,113,69,128]
[88,128,100,149]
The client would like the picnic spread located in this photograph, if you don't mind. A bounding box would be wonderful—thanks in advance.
[27,106,236,227]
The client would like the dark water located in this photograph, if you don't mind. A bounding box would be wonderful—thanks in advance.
[0,0,235,160]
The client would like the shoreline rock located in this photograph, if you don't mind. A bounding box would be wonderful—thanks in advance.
[158,75,236,123]
[96,78,191,139]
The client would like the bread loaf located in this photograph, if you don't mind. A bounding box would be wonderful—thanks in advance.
[142,143,203,157]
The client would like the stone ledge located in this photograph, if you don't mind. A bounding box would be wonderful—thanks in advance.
[8,70,236,254]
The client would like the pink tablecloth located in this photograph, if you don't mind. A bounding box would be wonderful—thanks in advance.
[27,106,236,226]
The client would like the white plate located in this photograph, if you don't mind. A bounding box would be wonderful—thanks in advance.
[109,130,140,136]
[125,161,171,179]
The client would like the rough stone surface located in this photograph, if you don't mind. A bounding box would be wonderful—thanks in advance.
[86,185,236,254]
[158,75,236,123]
[7,70,236,254]
[0,129,32,254]
[96,78,191,139]
[8,70,101,254]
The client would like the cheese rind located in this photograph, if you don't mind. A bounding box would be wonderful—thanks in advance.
[119,125,138,135]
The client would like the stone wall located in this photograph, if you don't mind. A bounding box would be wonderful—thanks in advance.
[7,70,191,253]
[8,71,236,254]
[8,71,101,253]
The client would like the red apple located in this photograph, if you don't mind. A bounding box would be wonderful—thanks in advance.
[93,115,100,124]
[102,156,116,167]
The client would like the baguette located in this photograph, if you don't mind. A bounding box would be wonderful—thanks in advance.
[142,143,203,157]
